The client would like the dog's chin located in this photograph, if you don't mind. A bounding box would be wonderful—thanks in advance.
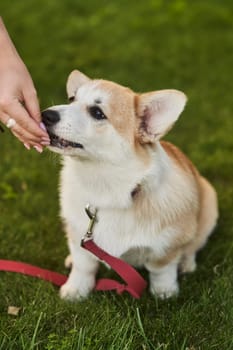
[47,132,84,154]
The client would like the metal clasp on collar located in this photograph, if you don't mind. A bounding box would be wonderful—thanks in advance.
[81,204,98,246]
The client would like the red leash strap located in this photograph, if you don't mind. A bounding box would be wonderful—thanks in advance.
[0,259,67,286]
[82,239,147,299]
[0,242,147,299]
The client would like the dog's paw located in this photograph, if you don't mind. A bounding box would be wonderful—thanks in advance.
[64,255,73,269]
[150,281,179,299]
[60,283,86,301]
[59,274,95,301]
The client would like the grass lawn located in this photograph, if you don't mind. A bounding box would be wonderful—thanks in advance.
[0,0,233,349]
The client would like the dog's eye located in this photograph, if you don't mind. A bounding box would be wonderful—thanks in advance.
[89,106,107,120]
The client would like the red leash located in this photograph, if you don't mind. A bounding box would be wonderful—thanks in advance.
[0,239,147,299]
[0,205,147,299]
[0,259,67,286]
[83,239,147,298]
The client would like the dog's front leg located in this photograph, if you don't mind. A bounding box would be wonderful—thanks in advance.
[145,256,180,299]
[60,239,99,301]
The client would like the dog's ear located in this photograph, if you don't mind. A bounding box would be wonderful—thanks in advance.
[66,70,90,100]
[136,90,187,143]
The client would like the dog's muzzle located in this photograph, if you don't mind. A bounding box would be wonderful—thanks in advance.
[41,109,83,149]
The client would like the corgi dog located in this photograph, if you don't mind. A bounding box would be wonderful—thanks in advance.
[42,70,218,300]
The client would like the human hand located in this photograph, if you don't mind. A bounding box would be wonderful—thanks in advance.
[0,60,50,152]
[0,18,50,152]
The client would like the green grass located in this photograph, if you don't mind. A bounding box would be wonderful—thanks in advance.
[0,0,233,349]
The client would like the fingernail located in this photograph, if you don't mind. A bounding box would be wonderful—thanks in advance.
[34,145,43,153]
[40,122,47,131]
[24,143,31,150]
[41,136,50,142]
[40,140,50,145]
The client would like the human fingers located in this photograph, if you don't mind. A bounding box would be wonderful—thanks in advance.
[23,86,43,124]
[11,129,45,153]
[10,121,50,145]
[0,110,50,148]
[1,98,50,140]
[9,123,49,153]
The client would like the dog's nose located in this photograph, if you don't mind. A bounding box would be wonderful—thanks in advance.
[41,109,60,127]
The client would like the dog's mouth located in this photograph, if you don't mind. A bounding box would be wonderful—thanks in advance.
[48,132,84,149]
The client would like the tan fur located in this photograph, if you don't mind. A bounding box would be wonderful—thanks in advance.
[94,80,136,143]
[161,141,200,179]
[162,141,219,256]
[132,140,218,269]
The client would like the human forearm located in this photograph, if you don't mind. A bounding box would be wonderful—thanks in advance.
[0,17,20,61]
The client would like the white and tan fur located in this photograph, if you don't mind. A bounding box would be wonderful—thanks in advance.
[43,70,218,300]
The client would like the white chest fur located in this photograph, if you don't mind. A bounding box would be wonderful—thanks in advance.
[59,145,196,262]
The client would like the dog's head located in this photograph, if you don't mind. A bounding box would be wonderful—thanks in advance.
[42,70,187,162]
